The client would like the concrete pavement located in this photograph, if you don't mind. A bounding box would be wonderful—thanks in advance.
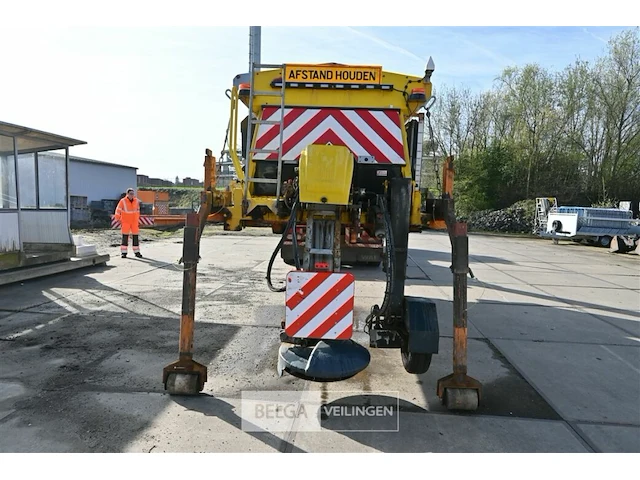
[0,230,638,452]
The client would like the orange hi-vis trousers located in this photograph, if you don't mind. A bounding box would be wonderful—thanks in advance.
[115,197,141,255]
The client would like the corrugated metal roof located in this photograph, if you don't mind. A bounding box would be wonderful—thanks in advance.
[0,121,86,154]
[43,151,137,170]
[70,155,137,170]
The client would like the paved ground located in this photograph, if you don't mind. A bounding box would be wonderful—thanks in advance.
[0,230,638,452]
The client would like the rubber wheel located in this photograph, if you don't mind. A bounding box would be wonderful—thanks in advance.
[443,388,479,411]
[165,373,200,396]
[401,349,432,374]
[598,236,612,248]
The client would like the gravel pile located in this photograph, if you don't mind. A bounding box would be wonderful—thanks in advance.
[464,200,536,234]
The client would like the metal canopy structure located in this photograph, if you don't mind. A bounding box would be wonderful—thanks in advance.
[0,121,86,155]
[0,121,87,271]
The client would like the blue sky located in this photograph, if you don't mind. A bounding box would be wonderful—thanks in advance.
[0,25,630,180]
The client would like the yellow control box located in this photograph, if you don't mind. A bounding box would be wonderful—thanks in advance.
[298,144,354,205]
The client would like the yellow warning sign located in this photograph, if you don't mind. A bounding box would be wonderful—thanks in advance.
[284,64,382,85]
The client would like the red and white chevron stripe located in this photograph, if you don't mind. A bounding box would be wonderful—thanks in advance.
[285,271,355,340]
[111,215,154,229]
[253,107,406,164]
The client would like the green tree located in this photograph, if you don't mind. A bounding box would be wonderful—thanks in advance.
[428,27,640,213]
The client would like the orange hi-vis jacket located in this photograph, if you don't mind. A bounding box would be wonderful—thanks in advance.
[115,196,141,235]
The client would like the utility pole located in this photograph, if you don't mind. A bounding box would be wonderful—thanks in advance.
[249,26,261,72]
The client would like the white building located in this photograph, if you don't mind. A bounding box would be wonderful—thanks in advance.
[39,152,137,204]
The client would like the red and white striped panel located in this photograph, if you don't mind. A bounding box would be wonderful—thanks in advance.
[110,215,154,229]
[253,107,406,164]
[285,271,355,340]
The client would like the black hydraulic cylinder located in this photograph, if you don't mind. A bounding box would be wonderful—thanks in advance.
[389,177,412,317]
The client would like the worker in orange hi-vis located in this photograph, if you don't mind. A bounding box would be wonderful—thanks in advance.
[114,188,143,259]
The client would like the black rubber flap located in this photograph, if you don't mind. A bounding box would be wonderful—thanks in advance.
[278,340,370,382]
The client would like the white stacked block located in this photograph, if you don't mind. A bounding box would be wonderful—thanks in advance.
[74,244,98,257]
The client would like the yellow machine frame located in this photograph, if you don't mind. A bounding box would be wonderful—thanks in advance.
[213,64,432,232]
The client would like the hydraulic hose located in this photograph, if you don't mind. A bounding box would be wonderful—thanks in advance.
[364,194,395,332]
[266,193,300,292]
[378,194,395,318]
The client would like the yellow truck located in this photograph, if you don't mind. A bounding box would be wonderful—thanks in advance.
[215,60,433,266]
[164,55,481,411]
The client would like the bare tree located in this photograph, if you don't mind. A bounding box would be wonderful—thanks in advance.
[594,28,640,200]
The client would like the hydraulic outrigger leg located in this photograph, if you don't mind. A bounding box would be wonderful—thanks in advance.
[437,201,482,410]
[163,213,208,395]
